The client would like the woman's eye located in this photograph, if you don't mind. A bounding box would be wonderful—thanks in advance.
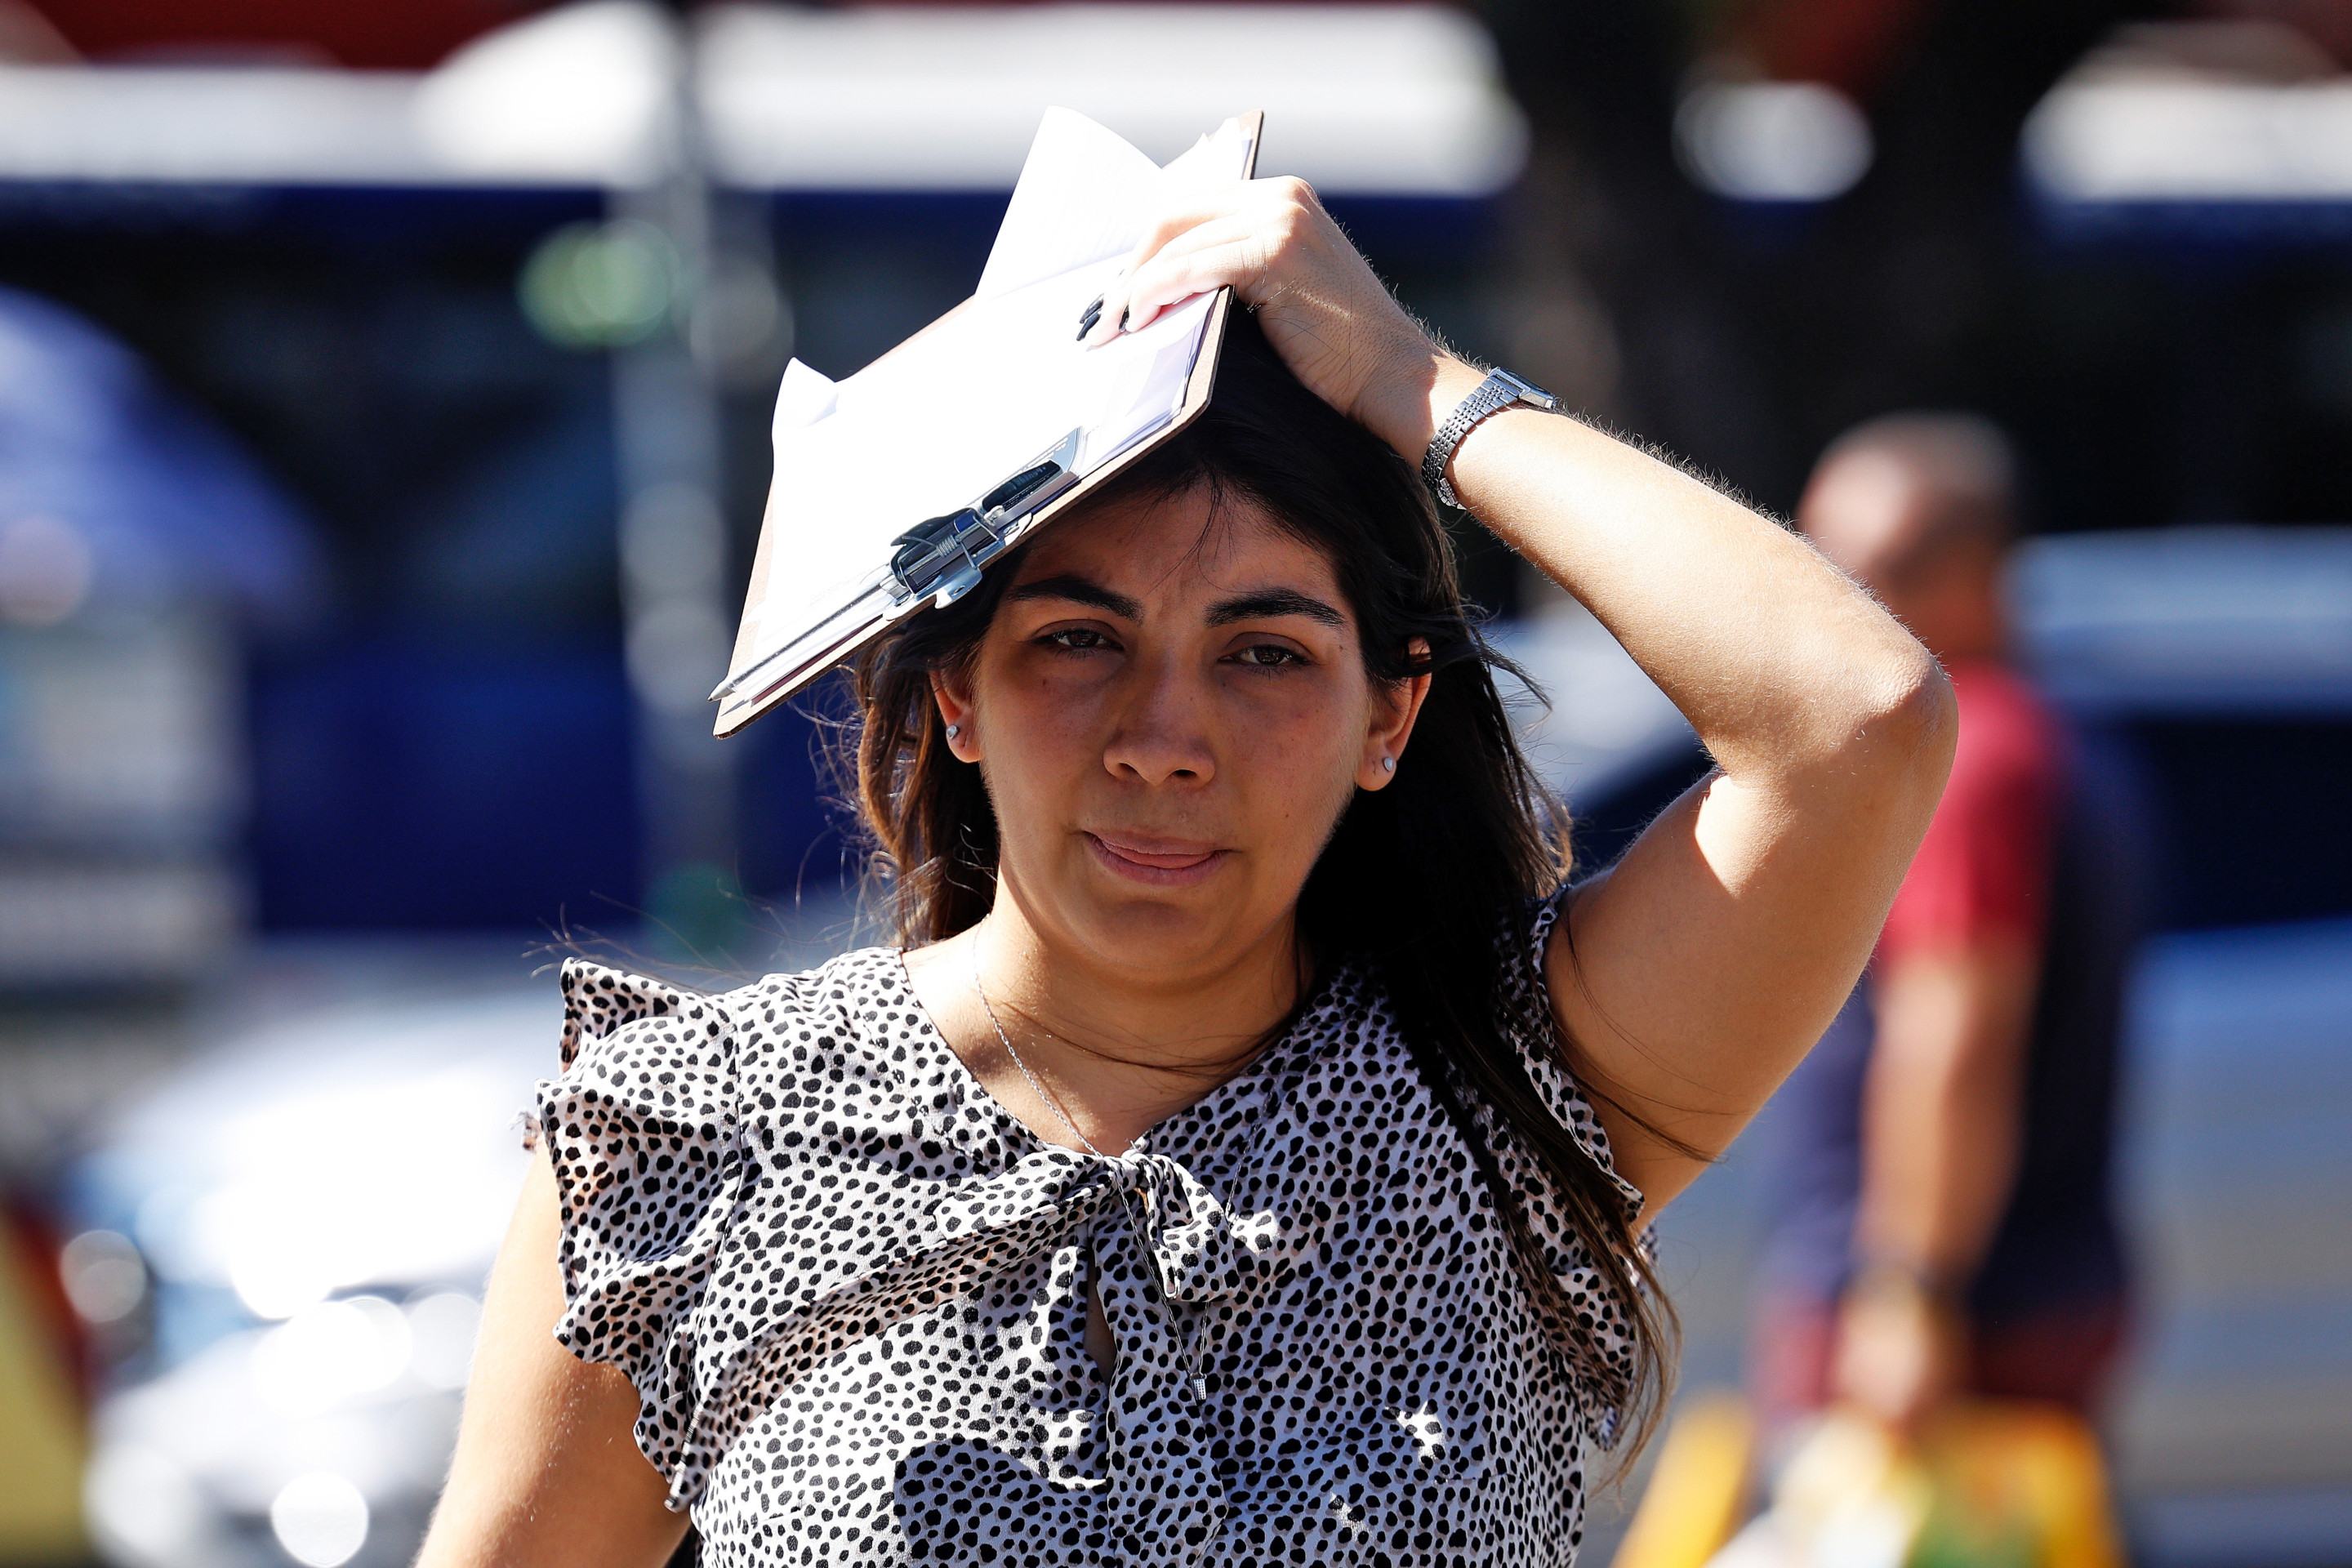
[1230,643,1306,669]
[1040,627,1115,653]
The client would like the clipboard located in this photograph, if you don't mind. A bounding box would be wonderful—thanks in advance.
[710,108,1267,738]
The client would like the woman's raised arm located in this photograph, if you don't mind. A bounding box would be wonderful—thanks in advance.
[412,1145,691,1568]
[1090,163,1959,1218]
[1365,354,1957,1218]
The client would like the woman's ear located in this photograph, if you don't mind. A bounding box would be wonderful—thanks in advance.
[929,668,981,764]
[1357,638,1434,791]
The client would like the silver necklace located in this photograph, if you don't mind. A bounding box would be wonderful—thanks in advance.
[971,951,1106,1156]
[969,948,1227,1400]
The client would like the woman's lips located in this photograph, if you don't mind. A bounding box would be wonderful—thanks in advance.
[1084,832,1229,885]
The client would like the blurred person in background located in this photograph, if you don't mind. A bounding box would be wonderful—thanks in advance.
[1749,412,2152,1453]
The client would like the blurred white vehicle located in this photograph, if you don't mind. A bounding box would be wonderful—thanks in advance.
[58,958,561,1568]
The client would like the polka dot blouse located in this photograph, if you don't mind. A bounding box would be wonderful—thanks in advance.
[517,888,1658,1566]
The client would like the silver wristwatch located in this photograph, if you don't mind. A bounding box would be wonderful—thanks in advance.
[1420,367,1561,507]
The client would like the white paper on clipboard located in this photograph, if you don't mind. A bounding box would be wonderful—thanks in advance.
[718,109,1258,715]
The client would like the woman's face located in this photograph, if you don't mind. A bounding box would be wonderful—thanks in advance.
[933,482,1428,979]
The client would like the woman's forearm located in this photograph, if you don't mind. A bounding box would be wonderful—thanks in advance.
[1361,353,1944,782]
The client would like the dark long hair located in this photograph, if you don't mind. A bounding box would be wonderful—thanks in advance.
[833,305,1683,1474]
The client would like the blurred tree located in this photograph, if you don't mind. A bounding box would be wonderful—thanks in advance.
[1478,0,2157,516]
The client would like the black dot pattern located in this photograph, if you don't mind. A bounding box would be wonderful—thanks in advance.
[520,888,1657,1566]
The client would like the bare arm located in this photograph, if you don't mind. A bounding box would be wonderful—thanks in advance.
[1829,936,2042,1430]
[1854,935,2041,1281]
[413,1143,689,1568]
[1365,359,1959,1218]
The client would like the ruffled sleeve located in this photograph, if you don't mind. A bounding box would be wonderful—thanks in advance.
[522,956,746,1512]
[1493,883,1661,1452]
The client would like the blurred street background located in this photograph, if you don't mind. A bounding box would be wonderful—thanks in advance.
[0,2,2347,1566]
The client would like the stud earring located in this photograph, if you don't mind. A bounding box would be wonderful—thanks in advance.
[1379,755,1396,774]
[945,723,962,741]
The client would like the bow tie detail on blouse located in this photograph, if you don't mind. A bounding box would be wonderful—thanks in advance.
[925,1140,1279,1307]
[918,1138,1279,1561]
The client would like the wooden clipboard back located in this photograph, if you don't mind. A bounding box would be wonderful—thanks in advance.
[714,109,1267,738]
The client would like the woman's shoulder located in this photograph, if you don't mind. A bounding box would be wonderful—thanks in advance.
[544,943,941,1115]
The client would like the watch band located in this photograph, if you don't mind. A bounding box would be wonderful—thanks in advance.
[1420,367,1561,507]
[1850,1254,1967,1311]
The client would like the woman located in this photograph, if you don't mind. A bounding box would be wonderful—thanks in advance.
[421,169,1955,1568]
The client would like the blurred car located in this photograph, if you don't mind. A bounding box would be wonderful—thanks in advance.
[51,956,557,1568]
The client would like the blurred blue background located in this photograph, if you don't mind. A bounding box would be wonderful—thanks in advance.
[0,2,2346,1566]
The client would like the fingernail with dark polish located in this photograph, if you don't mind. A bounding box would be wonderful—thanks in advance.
[1077,295,1102,327]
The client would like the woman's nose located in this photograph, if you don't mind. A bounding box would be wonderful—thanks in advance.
[1102,661,1217,787]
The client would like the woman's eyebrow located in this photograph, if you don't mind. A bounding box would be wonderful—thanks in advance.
[1004,573,1143,619]
[1003,575,1346,630]
[1206,589,1347,629]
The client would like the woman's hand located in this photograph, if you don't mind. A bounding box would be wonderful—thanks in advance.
[1080,147,1463,461]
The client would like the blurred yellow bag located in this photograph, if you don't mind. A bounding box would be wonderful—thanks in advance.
[0,1222,91,1561]
[1610,1392,1759,1568]
[1610,1392,2125,1568]
[1909,1403,2126,1568]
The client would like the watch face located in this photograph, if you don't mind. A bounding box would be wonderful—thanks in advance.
[1499,370,1559,408]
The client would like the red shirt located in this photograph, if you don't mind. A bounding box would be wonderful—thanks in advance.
[1763,656,2138,1322]
[1874,659,2071,966]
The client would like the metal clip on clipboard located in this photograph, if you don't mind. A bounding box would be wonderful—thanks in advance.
[706,425,1084,706]
[885,425,1084,610]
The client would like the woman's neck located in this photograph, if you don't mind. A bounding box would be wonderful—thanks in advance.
[900,894,1311,1153]
[968,898,1311,1077]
